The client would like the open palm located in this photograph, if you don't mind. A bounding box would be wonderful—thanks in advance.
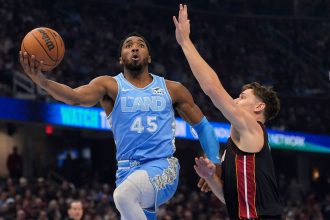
[194,157,216,180]
[173,4,190,46]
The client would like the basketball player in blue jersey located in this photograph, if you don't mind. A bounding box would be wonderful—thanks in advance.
[174,4,282,220]
[19,32,220,220]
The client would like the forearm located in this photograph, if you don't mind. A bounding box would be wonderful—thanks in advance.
[180,39,239,124]
[180,40,223,96]
[205,175,225,204]
[193,117,220,164]
[41,79,80,105]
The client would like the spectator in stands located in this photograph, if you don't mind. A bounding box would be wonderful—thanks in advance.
[66,200,83,220]
[6,146,23,179]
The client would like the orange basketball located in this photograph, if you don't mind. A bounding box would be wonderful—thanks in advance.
[21,27,65,72]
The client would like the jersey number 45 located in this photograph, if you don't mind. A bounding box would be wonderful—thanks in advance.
[130,116,158,133]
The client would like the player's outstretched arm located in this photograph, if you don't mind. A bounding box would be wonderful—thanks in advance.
[166,80,220,164]
[19,51,112,107]
[194,157,225,204]
[173,5,257,133]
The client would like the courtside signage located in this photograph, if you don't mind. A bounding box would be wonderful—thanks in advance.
[1,97,330,153]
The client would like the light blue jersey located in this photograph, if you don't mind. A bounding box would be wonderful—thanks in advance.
[109,73,180,219]
[108,73,176,162]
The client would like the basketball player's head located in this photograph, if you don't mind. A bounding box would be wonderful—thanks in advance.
[235,82,280,122]
[68,200,83,220]
[119,32,151,73]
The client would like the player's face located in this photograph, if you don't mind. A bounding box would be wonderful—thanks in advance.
[68,202,83,220]
[120,36,151,72]
[234,89,264,114]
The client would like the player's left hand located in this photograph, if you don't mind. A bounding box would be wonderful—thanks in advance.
[194,157,216,181]
[173,4,190,46]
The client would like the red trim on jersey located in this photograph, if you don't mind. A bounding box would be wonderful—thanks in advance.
[235,156,241,218]
[236,154,258,218]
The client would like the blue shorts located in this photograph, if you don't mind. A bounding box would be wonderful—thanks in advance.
[116,157,180,212]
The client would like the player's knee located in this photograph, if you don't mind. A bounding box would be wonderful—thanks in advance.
[113,183,138,208]
[113,187,126,208]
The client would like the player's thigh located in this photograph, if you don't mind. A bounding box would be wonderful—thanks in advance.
[126,169,155,208]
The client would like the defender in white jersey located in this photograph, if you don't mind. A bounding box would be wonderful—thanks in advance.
[19,32,220,220]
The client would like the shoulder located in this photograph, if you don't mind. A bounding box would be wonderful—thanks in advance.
[232,121,265,153]
[165,80,185,92]
[164,80,194,105]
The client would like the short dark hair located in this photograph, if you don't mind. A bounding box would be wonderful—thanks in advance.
[118,32,151,57]
[68,200,83,209]
[241,82,280,121]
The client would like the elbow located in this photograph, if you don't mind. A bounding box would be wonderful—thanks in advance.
[69,101,81,106]
[202,85,214,97]
[62,96,81,106]
[203,85,218,100]
[67,91,83,106]
[63,100,79,106]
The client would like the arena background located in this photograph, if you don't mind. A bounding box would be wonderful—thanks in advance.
[0,0,329,219]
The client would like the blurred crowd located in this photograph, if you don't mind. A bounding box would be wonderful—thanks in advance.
[0,1,329,219]
[0,0,329,134]
[0,174,329,220]
[0,177,118,220]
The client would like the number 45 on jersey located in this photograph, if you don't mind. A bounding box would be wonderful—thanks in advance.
[130,116,158,133]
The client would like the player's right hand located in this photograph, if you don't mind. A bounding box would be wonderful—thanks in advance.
[173,4,191,46]
[19,51,45,85]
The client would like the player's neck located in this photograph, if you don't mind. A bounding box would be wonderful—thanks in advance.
[255,114,265,124]
[123,71,153,88]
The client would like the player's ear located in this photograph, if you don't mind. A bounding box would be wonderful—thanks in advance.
[119,57,123,65]
[148,56,151,64]
[255,102,266,113]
